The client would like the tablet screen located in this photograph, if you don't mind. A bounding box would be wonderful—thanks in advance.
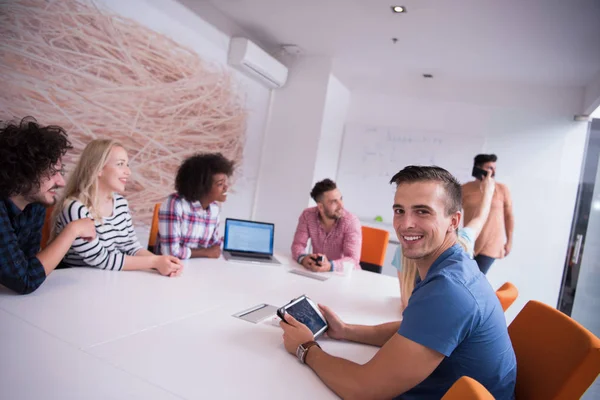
[286,298,327,335]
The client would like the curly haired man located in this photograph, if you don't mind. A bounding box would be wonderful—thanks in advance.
[0,117,96,294]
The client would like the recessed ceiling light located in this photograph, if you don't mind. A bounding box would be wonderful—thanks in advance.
[391,6,406,13]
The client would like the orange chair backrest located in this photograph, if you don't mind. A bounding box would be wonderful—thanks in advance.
[147,203,161,253]
[496,282,518,311]
[508,300,600,400]
[441,376,495,400]
[40,206,54,250]
[360,226,389,266]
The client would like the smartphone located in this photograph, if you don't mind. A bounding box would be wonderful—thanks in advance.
[277,295,328,338]
[472,166,488,180]
[311,255,323,266]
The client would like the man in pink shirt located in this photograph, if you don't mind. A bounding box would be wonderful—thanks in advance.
[291,179,362,272]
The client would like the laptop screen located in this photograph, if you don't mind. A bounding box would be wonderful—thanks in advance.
[223,219,274,255]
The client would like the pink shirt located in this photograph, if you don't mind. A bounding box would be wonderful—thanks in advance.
[291,207,362,271]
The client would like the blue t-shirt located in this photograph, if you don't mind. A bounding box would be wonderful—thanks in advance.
[395,245,516,400]
[392,228,475,272]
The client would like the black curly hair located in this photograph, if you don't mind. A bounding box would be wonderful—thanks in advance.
[0,117,72,198]
[175,153,234,202]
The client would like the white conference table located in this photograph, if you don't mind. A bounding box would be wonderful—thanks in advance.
[0,254,401,400]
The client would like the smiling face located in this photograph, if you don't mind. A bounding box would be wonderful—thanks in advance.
[97,146,130,194]
[205,173,229,203]
[392,181,461,265]
[26,161,66,206]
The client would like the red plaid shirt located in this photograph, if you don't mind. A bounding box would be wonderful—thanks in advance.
[291,207,362,271]
[158,193,221,260]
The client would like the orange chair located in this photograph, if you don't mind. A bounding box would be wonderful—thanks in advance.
[441,376,494,400]
[508,300,600,399]
[495,282,518,311]
[147,203,161,254]
[40,206,54,250]
[359,226,389,274]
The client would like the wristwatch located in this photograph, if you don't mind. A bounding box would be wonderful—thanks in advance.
[297,340,321,364]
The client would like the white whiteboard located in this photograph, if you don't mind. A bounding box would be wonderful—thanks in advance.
[336,124,485,224]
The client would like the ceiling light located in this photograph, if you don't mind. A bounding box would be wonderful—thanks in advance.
[391,6,406,13]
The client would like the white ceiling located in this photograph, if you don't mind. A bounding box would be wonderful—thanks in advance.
[201,0,600,90]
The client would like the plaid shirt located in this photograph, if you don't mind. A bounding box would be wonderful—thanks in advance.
[291,207,362,271]
[0,198,46,294]
[158,193,221,260]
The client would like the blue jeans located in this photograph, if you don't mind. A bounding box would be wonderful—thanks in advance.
[474,254,496,275]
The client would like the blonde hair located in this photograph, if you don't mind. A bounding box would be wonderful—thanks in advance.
[400,234,470,311]
[52,139,123,232]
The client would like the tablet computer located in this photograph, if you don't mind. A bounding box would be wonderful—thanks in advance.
[277,295,328,338]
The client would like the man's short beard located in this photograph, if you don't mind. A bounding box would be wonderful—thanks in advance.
[326,210,342,221]
[26,187,57,206]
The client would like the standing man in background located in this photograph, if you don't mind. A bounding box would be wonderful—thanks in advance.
[462,154,514,274]
[291,179,362,273]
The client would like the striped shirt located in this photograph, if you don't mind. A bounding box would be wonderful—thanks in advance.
[55,194,143,270]
[291,207,362,271]
[157,193,221,260]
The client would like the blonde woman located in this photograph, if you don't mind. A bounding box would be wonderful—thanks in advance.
[393,173,496,311]
[53,139,183,276]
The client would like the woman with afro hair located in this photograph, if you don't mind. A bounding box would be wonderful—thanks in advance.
[158,153,234,260]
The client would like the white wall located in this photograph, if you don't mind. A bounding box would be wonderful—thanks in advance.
[253,57,332,251]
[346,88,588,323]
[312,75,351,185]
[583,71,600,115]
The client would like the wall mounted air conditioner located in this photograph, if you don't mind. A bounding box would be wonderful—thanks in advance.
[228,37,288,89]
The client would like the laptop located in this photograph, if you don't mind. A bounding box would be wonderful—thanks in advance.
[223,218,281,265]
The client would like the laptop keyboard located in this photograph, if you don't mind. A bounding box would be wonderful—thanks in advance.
[230,252,271,260]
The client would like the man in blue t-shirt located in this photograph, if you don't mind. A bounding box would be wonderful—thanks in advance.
[279,165,516,399]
